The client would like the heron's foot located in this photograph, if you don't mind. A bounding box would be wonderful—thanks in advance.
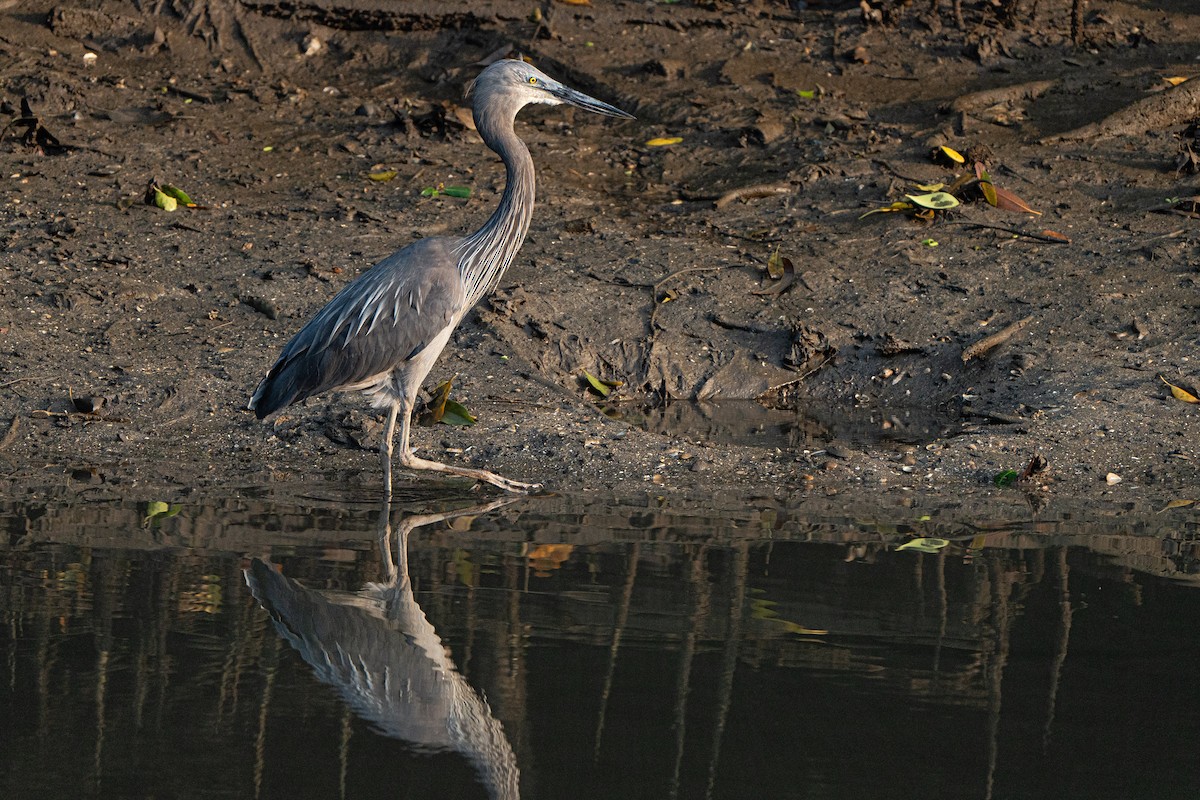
[399,453,542,494]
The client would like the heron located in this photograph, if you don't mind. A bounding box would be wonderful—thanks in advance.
[248,59,633,494]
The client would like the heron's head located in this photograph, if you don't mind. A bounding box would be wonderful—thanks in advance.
[468,59,633,135]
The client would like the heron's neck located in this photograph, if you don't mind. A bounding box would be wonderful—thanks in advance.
[457,126,535,308]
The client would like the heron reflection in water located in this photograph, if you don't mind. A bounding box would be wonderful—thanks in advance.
[244,498,520,799]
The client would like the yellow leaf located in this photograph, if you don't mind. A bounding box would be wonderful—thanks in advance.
[858,201,914,219]
[1164,76,1189,87]
[368,170,398,182]
[1160,375,1200,403]
[766,244,792,279]
[645,137,683,147]
[980,180,998,207]
[555,0,591,5]
[905,191,959,210]
[1161,499,1197,511]
[914,182,945,192]
[939,145,965,164]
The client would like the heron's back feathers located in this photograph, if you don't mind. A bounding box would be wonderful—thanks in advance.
[249,238,465,418]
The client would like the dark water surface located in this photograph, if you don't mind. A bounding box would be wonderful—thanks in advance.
[3,491,1199,800]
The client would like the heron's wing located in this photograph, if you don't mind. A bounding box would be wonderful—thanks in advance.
[251,238,465,416]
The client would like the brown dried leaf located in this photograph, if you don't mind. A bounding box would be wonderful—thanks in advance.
[992,185,1041,215]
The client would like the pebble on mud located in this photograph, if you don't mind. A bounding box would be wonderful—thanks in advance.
[1106,472,1122,485]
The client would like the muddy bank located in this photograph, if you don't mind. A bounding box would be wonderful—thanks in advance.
[0,0,1197,511]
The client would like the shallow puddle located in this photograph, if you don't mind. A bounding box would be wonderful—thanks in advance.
[2,492,1199,799]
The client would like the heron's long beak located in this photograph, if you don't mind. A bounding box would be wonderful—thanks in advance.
[551,84,635,119]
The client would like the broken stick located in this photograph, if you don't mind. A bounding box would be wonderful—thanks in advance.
[962,315,1034,363]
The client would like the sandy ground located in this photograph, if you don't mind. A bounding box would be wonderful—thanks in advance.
[0,0,1197,517]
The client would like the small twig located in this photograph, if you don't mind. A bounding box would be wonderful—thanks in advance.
[714,183,790,209]
[962,315,1034,363]
[945,221,1070,243]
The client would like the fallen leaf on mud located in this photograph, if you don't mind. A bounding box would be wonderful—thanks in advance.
[1160,498,1197,511]
[936,145,965,164]
[993,185,1041,215]
[441,399,476,426]
[905,191,959,210]
[914,182,945,192]
[368,170,398,182]
[921,238,938,246]
[153,187,177,212]
[754,249,796,296]
[645,137,683,147]
[897,537,950,553]
[1164,76,1189,87]
[797,89,816,99]
[421,184,472,198]
[1039,229,1071,243]
[994,469,1018,487]
[160,184,197,208]
[766,244,788,279]
[555,0,591,5]
[582,370,623,398]
[979,179,999,207]
[1160,375,1200,403]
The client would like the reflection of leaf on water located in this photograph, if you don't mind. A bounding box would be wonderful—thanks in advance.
[453,548,478,587]
[750,594,828,636]
[528,543,574,576]
[896,537,950,553]
[144,501,182,527]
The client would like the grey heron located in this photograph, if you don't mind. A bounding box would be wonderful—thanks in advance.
[248,59,633,494]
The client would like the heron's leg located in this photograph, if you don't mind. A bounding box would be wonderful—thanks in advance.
[380,401,401,501]
[394,398,541,494]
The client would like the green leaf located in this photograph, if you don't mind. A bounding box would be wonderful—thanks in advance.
[922,238,939,247]
[153,188,177,212]
[897,537,950,553]
[421,186,438,197]
[144,501,183,525]
[994,469,1019,487]
[582,370,623,398]
[441,399,476,426]
[441,185,472,198]
[160,184,194,206]
[905,192,959,210]
[797,89,816,100]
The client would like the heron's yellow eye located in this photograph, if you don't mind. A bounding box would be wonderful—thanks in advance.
[528,76,538,84]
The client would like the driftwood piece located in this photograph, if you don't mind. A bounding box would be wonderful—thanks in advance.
[962,315,1034,363]
[1043,78,1200,143]
[947,80,1056,114]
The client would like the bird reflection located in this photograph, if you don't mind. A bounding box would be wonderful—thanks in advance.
[244,497,520,799]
